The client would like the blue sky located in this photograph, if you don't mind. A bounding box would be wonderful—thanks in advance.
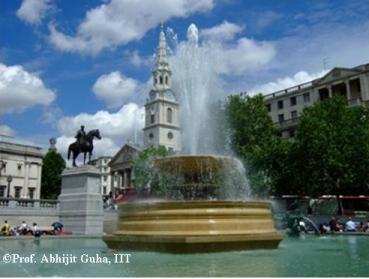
[0,0,368,158]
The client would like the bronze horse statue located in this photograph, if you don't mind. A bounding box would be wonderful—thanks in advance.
[68,129,101,167]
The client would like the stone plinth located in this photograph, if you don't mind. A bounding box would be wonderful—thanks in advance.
[59,165,103,235]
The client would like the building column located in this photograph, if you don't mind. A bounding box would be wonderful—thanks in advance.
[23,162,30,198]
[123,170,127,189]
[345,80,351,100]
[360,74,369,101]
[36,163,42,199]
[328,86,332,98]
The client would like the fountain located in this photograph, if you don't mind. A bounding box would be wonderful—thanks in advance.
[103,24,282,252]
[103,155,282,252]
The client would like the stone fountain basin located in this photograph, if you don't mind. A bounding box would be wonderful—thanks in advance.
[103,200,283,253]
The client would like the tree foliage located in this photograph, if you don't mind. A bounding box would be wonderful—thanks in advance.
[132,146,170,196]
[41,150,66,199]
[226,94,369,197]
[290,96,369,196]
[225,94,290,196]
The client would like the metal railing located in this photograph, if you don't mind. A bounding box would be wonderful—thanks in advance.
[0,198,59,209]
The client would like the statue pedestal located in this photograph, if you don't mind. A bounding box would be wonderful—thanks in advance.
[59,165,103,235]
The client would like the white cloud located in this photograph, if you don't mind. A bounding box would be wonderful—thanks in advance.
[250,70,327,95]
[269,20,369,80]
[0,63,55,114]
[48,0,214,54]
[129,50,153,68]
[215,38,275,75]
[57,102,144,148]
[201,21,243,42]
[92,71,139,108]
[0,125,15,136]
[16,0,53,25]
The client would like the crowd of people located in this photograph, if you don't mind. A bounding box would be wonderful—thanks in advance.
[319,217,369,234]
[0,220,64,237]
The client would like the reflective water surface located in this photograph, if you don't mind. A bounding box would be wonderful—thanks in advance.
[1,235,368,277]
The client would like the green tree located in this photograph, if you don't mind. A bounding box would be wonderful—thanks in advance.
[291,96,369,210]
[226,94,290,196]
[41,150,66,199]
[132,146,170,196]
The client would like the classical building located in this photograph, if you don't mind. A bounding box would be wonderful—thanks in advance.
[89,156,113,197]
[143,25,181,152]
[264,63,369,138]
[108,143,142,195]
[0,135,43,199]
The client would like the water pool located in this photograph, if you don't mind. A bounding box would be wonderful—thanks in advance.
[0,235,368,277]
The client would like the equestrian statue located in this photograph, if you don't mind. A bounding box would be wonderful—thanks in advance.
[68,125,102,167]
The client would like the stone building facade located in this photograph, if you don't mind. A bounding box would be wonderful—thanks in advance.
[264,63,369,138]
[89,156,113,197]
[0,135,43,199]
[108,143,141,196]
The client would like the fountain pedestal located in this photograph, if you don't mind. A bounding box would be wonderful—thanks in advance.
[59,165,103,235]
[103,200,282,253]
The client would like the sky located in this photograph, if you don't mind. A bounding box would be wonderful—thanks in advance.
[0,0,369,159]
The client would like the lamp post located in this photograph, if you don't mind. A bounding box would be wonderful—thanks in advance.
[6,175,12,198]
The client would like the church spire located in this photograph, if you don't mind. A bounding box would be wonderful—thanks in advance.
[156,23,169,68]
[153,24,171,90]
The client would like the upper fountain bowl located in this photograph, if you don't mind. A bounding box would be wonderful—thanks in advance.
[154,154,236,176]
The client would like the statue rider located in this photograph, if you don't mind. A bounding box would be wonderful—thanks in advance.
[75,125,86,146]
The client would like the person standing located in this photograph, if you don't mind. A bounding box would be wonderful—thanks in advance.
[345,217,356,232]
[1,220,10,236]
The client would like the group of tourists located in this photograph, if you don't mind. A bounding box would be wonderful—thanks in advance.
[0,220,64,237]
[319,216,369,234]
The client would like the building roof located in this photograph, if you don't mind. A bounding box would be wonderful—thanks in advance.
[109,143,142,169]
[0,135,43,158]
[263,62,369,100]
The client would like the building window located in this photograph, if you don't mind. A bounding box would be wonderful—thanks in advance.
[289,129,295,138]
[28,188,35,199]
[290,96,297,106]
[319,88,329,101]
[278,114,284,123]
[150,112,155,124]
[167,108,173,123]
[160,76,163,84]
[266,104,271,112]
[167,132,173,140]
[291,111,298,119]
[14,187,22,199]
[154,77,158,85]
[103,187,107,195]
[278,100,284,109]
[0,186,5,198]
[17,163,22,171]
[303,92,310,103]
[165,76,168,85]
[103,175,107,182]
[149,133,154,141]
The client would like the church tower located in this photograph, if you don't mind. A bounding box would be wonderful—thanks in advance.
[143,25,181,152]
